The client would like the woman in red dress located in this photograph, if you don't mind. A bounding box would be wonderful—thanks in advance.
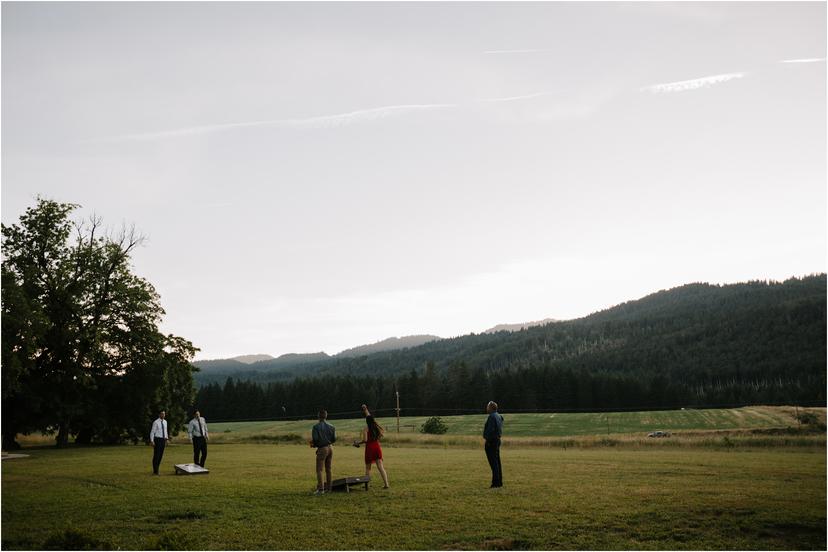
[358,404,389,488]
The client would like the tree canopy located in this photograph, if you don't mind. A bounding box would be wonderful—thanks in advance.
[2,198,197,448]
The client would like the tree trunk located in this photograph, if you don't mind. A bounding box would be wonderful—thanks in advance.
[56,422,70,448]
[75,428,93,445]
[2,433,21,450]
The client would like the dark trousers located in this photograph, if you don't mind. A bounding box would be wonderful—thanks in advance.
[152,437,166,474]
[485,438,503,487]
[192,436,207,467]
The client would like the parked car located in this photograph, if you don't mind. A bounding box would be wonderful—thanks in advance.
[647,431,671,438]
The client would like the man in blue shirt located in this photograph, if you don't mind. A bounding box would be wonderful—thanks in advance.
[311,409,337,495]
[483,401,503,488]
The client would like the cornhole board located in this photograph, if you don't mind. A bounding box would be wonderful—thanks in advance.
[174,463,209,475]
[330,475,370,492]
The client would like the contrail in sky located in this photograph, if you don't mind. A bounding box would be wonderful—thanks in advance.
[90,103,455,142]
[287,103,456,129]
[640,72,746,93]
[479,92,546,103]
[483,49,548,54]
[779,58,825,63]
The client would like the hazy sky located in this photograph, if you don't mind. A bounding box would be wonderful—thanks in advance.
[2,2,825,360]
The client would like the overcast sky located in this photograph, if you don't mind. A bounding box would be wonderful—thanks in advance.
[2,2,825,360]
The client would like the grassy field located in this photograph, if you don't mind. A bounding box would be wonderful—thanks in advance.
[4,406,825,550]
[2,442,825,550]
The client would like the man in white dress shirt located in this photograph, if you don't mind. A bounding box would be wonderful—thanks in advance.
[187,410,209,467]
[150,410,169,475]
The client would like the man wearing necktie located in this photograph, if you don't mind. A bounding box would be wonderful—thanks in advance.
[187,410,209,467]
[150,410,169,475]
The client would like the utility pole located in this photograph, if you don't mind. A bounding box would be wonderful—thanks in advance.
[395,389,401,434]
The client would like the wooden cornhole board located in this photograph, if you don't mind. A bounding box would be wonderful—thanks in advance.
[330,475,370,492]
[174,463,209,475]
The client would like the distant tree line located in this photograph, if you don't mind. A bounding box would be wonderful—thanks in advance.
[196,360,824,422]
[196,362,825,420]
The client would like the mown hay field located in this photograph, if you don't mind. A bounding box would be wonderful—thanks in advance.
[13,406,823,448]
[202,405,823,443]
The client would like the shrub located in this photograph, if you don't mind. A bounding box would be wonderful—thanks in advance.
[420,416,449,434]
[168,510,205,520]
[249,433,304,444]
[42,529,108,550]
[156,533,194,550]
[796,411,819,425]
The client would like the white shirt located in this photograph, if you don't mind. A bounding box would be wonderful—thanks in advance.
[187,416,209,440]
[150,418,168,441]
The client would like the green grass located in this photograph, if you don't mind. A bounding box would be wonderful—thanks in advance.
[2,442,825,550]
[4,406,825,549]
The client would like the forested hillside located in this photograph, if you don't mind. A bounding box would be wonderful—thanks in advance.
[194,352,330,379]
[195,276,826,420]
[193,338,443,381]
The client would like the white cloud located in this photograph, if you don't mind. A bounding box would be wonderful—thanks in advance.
[779,58,826,64]
[640,72,746,93]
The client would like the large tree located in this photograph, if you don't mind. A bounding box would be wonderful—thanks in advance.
[2,198,197,448]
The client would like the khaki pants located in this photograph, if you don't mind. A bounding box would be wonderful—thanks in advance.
[315,445,332,491]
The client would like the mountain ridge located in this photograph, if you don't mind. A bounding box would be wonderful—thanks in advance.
[482,318,558,334]
[335,335,442,358]
[232,354,274,364]
[193,275,826,387]
[194,275,827,418]
[194,335,444,367]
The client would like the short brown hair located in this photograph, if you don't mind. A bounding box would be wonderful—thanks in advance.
[318,409,328,420]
